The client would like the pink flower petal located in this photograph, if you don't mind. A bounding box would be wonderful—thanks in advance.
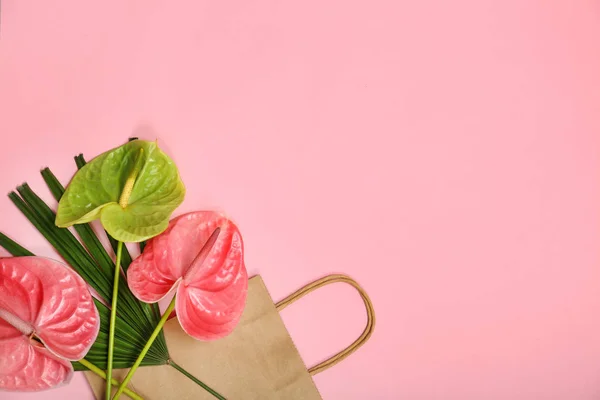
[176,266,248,340]
[128,211,248,340]
[0,335,73,392]
[0,319,25,372]
[0,257,99,391]
[126,234,180,303]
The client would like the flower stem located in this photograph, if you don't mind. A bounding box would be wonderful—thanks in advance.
[78,358,144,400]
[106,241,124,399]
[169,361,226,400]
[112,295,177,399]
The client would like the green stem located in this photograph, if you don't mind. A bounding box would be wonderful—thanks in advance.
[78,359,144,400]
[106,241,124,399]
[170,361,226,400]
[112,295,177,399]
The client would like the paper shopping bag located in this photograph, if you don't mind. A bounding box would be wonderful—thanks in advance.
[85,274,375,399]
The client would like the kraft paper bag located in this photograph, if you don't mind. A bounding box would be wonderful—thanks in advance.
[85,274,375,400]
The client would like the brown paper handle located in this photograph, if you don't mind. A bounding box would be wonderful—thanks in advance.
[275,274,375,376]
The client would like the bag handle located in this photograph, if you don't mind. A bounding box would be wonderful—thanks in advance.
[275,274,375,376]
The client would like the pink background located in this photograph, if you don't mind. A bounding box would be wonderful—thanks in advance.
[1,1,600,399]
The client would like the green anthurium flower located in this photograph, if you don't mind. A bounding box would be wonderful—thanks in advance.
[56,139,186,242]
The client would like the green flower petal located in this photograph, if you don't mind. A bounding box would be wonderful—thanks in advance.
[56,140,185,242]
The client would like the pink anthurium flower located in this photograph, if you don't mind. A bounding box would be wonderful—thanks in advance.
[0,257,100,391]
[127,211,248,341]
